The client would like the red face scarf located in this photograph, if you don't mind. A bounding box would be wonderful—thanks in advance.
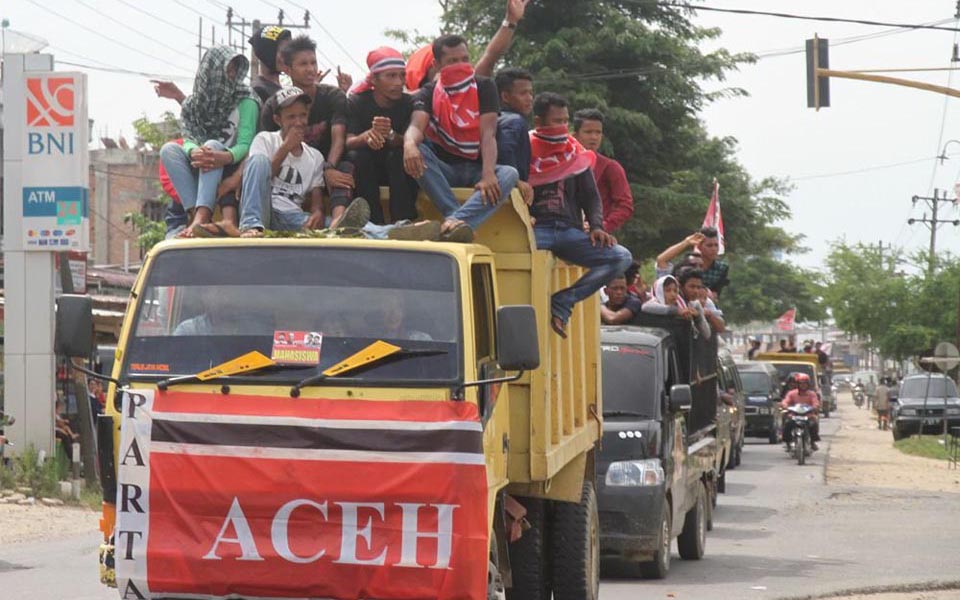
[426,63,481,160]
[528,125,597,187]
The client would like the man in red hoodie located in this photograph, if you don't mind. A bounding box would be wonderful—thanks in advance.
[572,108,634,233]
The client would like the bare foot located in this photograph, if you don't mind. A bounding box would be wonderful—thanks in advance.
[440,218,465,234]
[197,221,242,237]
[240,228,264,238]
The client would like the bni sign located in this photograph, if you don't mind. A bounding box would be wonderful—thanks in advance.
[20,73,89,252]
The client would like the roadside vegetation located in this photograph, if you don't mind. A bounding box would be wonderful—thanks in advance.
[894,435,953,461]
[0,444,97,508]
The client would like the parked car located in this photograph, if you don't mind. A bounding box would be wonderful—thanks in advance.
[735,361,783,444]
[718,348,746,468]
[891,373,960,440]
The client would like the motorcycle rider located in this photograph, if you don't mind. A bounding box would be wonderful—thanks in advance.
[781,373,821,451]
[853,378,865,408]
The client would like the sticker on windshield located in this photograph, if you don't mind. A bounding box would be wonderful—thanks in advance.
[271,330,322,366]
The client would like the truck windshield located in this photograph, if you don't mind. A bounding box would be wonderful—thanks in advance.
[122,246,461,384]
[601,344,657,417]
[739,372,771,395]
[774,363,815,385]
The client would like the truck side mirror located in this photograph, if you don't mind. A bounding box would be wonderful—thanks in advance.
[55,294,94,359]
[496,305,540,371]
[669,384,693,412]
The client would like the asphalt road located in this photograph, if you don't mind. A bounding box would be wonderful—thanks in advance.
[1,400,958,600]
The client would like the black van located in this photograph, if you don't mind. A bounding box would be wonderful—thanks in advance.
[735,361,782,444]
[597,323,718,579]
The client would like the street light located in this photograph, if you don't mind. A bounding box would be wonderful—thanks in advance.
[938,139,960,164]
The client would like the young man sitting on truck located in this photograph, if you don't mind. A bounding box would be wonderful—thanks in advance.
[494,67,535,205]
[221,87,435,240]
[527,92,632,338]
[572,108,634,233]
[265,35,356,226]
[403,34,520,243]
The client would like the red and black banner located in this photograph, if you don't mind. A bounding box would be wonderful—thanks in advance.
[115,390,489,600]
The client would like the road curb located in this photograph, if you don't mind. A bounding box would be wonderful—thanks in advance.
[774,579,960,599]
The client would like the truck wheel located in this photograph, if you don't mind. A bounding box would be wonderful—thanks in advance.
[677,482,706,560]
[892,426,905,441]
[488,535,506,600]
[734,441,742,467]
[549,481,600,600]
[717,467,726,494]
[506,498,551,600]
[768,427,779,444]
[638,501,671,579]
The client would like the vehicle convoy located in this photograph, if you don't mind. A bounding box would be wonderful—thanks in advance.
[718,347,746,469]
[55,192,604,600]
[735,361,783,444]
[596,315,721,580]
[891,373,960,440]
[753,352,832,417]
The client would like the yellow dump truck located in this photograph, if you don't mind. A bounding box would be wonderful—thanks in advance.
[56,190,602,600]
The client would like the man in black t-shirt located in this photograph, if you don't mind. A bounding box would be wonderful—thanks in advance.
[403,35,519,243]
[346,47,418,224]
[262,36,355,224]
[601,275,642,325]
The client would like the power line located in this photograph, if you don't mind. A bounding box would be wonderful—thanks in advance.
[74,0,197,63]
[791,155,953,181]
[279,0,365,70]
[59,60,193,81]
[655,2,960,32]
[112,0,197,37]
[23,0,194,75]
[924,15,960,197]
[754,18,956,60]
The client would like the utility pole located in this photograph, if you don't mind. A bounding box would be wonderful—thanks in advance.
[908,190,959,277]
[874,240,894,271]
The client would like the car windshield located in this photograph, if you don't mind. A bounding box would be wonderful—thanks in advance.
[123,246,461,384]
[774,363,815,385]
[739,372,771,395]
[901,377,958,398]
[602,344,657,417]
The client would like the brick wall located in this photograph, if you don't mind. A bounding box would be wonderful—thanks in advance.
[89,149,161,265]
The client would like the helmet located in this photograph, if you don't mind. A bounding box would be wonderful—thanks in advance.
[794,373,811,384]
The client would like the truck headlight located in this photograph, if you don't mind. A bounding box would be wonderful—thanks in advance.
[759,407,770,415]
[899,408,917,416]
[946,407,960,416]
[605,459,664,487]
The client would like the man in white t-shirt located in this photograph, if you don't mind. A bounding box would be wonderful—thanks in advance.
[237,86,327,236]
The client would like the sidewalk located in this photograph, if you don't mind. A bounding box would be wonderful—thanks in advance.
[826,391,960,494]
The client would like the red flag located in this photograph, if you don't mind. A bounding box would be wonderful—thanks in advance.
[702,179,726,255]
[115,391,489,600]
[777,308,797,331]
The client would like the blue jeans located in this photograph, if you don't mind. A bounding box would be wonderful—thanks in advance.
[535,223,633,322]
[159,140,229,213]
[416,142,518,230]
[237,154,308,231]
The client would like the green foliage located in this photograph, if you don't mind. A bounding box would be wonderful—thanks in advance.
[124,204,168,255]
[133,111,179,151]
[823,242,960,361]
[5,445,61,497]
[894,435,951,461]
[721,254,826,325]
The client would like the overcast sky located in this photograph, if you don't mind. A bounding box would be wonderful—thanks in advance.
[4,0,960,272]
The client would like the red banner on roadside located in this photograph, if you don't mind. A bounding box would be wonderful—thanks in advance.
[114,391,489,600]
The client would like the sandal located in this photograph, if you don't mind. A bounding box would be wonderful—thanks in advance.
[191,223,229,238]
[331,197,371,229]
[551,315,568,339]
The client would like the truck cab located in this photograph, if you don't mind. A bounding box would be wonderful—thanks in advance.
[56,192,603,600]
[597,321,718,579]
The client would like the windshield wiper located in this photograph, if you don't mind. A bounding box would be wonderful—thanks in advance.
[157,350,299,390]
[603,410,651,418]
[290,345,448,397]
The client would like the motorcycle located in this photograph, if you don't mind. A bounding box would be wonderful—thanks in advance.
[853,387,865,408]
[783,404,816,465]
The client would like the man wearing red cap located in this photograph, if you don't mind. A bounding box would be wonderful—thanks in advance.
[346,47,418,225]
[528,92,632,338]
[781,373,821,450]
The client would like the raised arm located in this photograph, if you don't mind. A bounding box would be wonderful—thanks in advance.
[656,232,704,269]
[475,0,530,77]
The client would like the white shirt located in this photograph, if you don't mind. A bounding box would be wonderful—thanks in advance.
[249,131,325,212]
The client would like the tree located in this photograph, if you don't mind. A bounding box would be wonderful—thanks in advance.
[125,113,177,254]
[721,254,826,325]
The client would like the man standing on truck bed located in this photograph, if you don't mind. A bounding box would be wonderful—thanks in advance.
[528,92,632,338]
[572,108,634,233]
[403,34,520,243]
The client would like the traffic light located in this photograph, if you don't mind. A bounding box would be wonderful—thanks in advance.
[806,36,830,109]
